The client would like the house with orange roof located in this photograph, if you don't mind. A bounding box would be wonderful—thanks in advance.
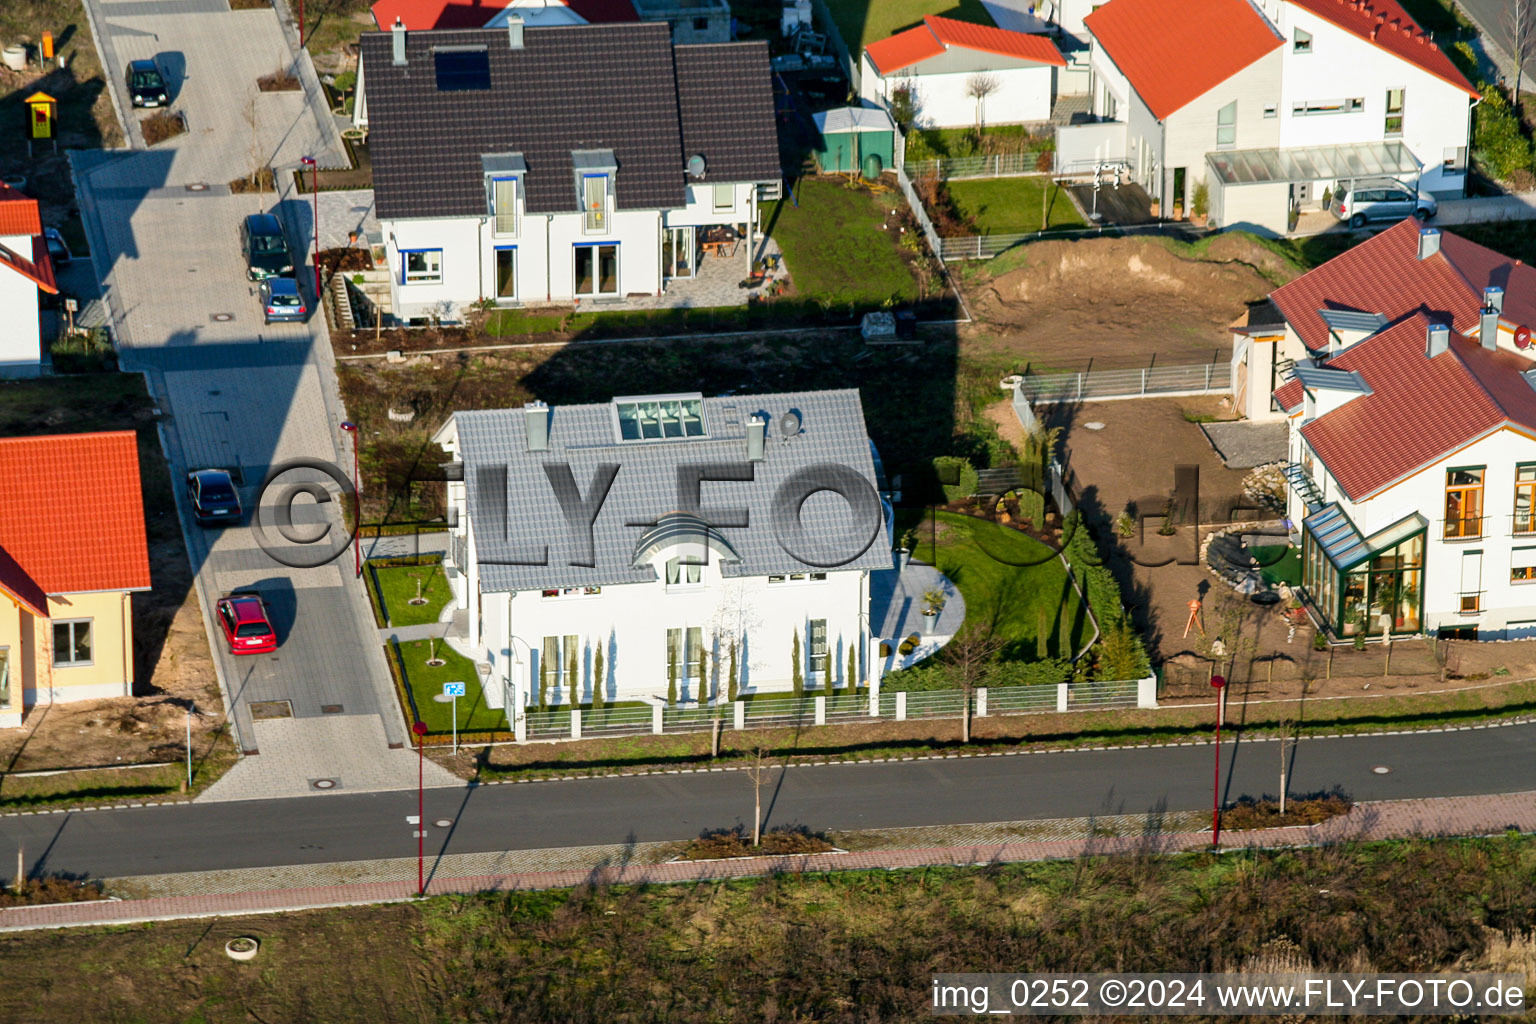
[1076,0,1476,233]
[0,183,57,377]
[859,15,1066,128]
[1247,225,1536,641]
[0,432,152,728]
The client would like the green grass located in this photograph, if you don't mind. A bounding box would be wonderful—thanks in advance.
[1252,543,1302,587]
[392,639,505,735]
[761,180,921,305]
[945,176,1084,235]
[914,511,1090,660]
[905,125,1041,161]
[823,0,993,50]
[367,557,450,627]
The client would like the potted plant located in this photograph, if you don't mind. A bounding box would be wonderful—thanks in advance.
[1190,182,1210,227]
[1342,605,1361,636]
[225,937,260,961]
[922,587,946,629]
[1149,198,1161,218]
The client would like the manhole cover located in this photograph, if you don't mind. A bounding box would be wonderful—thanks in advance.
[250,700,293,720]
[1372,765,1391,774]
[210,313,234,322]
[1084,421,1106,430]
[434,818,453,828]
[321,704,344,714]
[310,778,338,790]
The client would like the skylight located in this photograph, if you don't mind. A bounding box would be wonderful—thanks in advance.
[434,47,491,91]
[614,395,707,441]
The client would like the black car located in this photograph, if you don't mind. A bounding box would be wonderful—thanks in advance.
[126,60,169,108]
[186,469,242,525]
[239,214,295,281]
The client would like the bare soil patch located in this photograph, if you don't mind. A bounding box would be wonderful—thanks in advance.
[228,167,276,193]
[1223,794,1352,831]
[256,67,300,91]
[681,826,836,860]
[140,109,185,146]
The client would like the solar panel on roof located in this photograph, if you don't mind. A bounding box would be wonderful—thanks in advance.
[434,47,490,91]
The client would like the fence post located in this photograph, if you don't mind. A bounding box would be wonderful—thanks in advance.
[1205,364,1213,390]
[570,708,581,741]
[1137,674,1158,709]
[514,704,526,743]
[652,703,663,735]
[815,695,826,726]
[976,235,982,260]
[869,673,880,717]
[896,690,907,721]
[1141,367,1148,396]
[734,700,745,731]
[1056,682,1068,712]
[1076,373,1083,402]
[976,686,988,718]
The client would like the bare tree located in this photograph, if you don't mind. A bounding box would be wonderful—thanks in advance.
[966,73,1001,133]
[743,746,772,847]
[1277,716,1297,815]
[1504,0,1536,111]
[243,88,263,191]
[944,624,1004,743]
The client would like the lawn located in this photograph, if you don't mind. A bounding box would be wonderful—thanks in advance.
[913,511,1091,660]
[366,556,451,627]
[391,638,505,735]
[1251,543,1302,587]
[945,176,1085,235]
[823,0,992,50]
[761,179,922,305]
[905,125,1044,162]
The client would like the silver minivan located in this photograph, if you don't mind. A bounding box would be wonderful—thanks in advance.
[1328,178,1437,228]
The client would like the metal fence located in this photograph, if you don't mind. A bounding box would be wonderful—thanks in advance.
[906,152,1051,181]
[1016,363,1228,402]
[1065,679,1142,710]
[579,705,657,738]
[894,165,943,260]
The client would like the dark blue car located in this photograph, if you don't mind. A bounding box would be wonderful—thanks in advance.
[186,469,242,525]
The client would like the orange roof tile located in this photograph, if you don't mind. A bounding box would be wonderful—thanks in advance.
[0,432,151,595]
[866,15,1063,75]
[0,237,57,294]
[1273,378,1305,413]
[370,0,635,29]
[0,183,41,237]
[1288,0,1476,97]
[1084,0,1282,119]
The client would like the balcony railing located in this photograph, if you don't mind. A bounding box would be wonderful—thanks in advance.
[1442,515,1486,540]
[1458,591,1484,614]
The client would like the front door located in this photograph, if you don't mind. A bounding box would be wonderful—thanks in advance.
[494,248,516,300]
[664,226,695,279]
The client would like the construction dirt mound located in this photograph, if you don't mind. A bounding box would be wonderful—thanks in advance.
[970,234,1296,370]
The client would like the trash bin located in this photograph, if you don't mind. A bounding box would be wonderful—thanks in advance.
[894,309,917,339]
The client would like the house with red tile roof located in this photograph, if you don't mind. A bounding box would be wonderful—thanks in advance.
[1243,224,1536,642]
[858,15,1066,128]
[366,0,727,45]
[1075,0,1475,233]
[0,432,152,728]
[0,183,57,377]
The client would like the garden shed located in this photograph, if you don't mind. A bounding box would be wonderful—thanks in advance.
[812,106,896,176]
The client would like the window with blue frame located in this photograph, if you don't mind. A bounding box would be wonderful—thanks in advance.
[400,249,442,285]
[493,246,516,300]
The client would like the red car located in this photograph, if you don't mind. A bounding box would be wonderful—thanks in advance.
[215,594,277,655]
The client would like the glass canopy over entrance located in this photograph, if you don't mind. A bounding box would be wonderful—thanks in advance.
[1207,142,1421,185]
[1302,504,1426,637]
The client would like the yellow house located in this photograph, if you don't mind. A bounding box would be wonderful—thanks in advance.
[0,431,151,728]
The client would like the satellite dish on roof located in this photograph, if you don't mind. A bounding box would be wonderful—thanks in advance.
[779,409,802,437]
[687,154,707,177]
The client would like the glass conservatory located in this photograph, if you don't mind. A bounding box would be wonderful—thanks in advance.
[1301,504,1425,637]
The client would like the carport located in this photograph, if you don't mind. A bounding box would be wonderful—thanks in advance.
[1205,141,1422,235]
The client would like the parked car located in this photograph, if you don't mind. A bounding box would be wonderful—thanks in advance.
[186,468,242,525]
[1328,178,1436,228]
[43,227,71,265]
[239,213,295,281]
[259,276,308,324]
[125,59,169,108]
[215,594,277,655]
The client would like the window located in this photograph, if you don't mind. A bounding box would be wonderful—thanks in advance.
[433,46,491,91]
[1263,105,1277,118]
[693,16,708,30]
[583,175,609,233]
[490,177,518,236]
[768,572,828,583]
[1216,101,1236,147]
[1444,467,1485,539]
[666,557,702,586]
[540,635,579,688]
[574,243,618,297]
[0,648,8,710]
[1384,88,1405,136]
[494,247,516,299]
[667,626,703,682]
[541,586,601,598]
[1103,91,1117,120]
[711,183,733,213]
[809,619,827,674]
[400,249,442,285]
[615,396,706,440]
[1444,146,1468,173]
[1292,98,1364,116]
[1516,465,1536,535]
[53,620,93,666]
[1294,27,1312,52]
[1461,550,1483,612]
[1513,548,1536,582]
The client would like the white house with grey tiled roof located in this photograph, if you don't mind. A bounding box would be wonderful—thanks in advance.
[433,389,893,719]
[358,19,781,319]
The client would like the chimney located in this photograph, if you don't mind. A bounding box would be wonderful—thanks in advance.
[746,414,766,462]
[524,400,549,452]
[1417,227,1441,260]
[391,17,407,66]
[1482,307,1501,348]
[1486,285,1505,313]
[1426,322,1450,358]
[507,13,524,49]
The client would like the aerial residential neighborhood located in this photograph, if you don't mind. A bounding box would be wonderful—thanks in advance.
[1,0,1535,1014]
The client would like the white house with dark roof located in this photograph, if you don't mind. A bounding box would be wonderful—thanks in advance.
[0,183,57,377]
[1258,225,1536,641]
[433,389,894,722]
[358,19,780,319]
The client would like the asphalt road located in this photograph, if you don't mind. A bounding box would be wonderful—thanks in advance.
[1455,0,1533,86]
[5,723,1534,882]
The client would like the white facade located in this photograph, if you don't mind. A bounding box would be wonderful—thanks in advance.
[860,52,1057,128]
[0,231,44,377]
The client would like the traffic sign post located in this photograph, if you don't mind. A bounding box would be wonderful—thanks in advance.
[444,682,466,754]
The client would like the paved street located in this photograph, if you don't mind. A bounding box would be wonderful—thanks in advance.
[72,0,459,798]
[3,721,1535,881]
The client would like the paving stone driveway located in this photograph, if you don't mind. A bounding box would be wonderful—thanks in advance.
[75,0,460,799]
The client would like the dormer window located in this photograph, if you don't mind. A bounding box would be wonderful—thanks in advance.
[665,557,702,586]
[483,154,526,237]
[573,149,617,234]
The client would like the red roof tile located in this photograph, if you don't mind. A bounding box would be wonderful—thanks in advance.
[0,183,41,237]
[1299,316,1536,499]
[866,15,1063,75]
[1084,0,1281,119]
[1271,219,1536,352]
[0,237,58,295]
[1288,0,1476,97]
[0,432,151,595]
[1273,378,1305,413]
[370,0,635,29]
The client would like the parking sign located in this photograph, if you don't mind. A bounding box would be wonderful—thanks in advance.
[443,682,466,697]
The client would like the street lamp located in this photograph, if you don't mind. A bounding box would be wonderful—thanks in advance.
[340,420,360,577]
[301,156,320,301]
[1211,674,1227,850]
[413,718,429,895]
